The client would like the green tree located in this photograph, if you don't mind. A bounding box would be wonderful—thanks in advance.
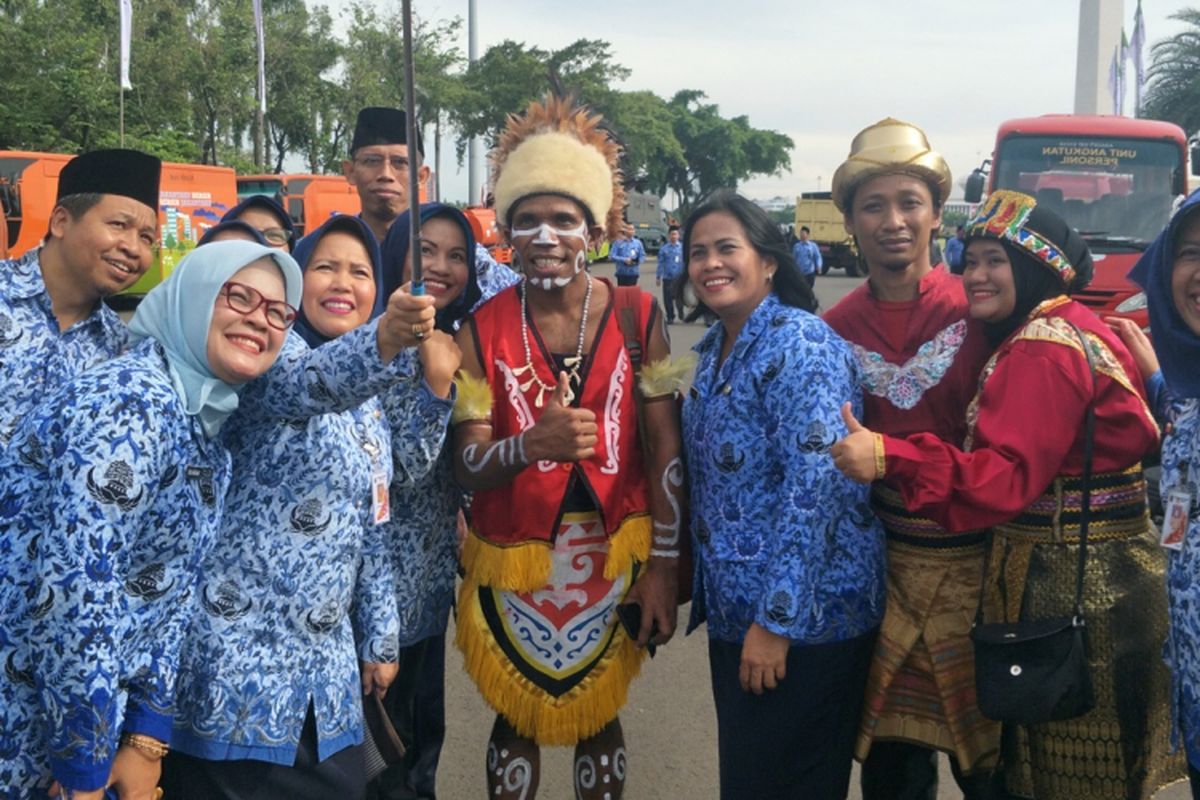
[340,3,467,185]
[1143,8,1200,136]
[449,38,629,162]
[601,90,686,195]
[262,0,342,172]
[664,90,792,214]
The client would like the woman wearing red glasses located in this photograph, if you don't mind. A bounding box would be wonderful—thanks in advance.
[0,240,303,800]
[163,214,462,800]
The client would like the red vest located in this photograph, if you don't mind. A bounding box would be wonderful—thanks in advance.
[470,282,651,546]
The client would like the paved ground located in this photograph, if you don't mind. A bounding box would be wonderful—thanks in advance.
[436,260,1189,798]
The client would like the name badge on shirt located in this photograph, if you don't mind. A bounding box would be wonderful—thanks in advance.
[1161,487,1193,550]
[371,469,391,525]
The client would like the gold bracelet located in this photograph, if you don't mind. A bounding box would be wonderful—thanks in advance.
[120,732,169,760]
[872,433,887,480]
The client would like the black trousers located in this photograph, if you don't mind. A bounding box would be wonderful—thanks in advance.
[366,633,447,800]
[615,273,639,287]
[708,628,876,800]
[160,706,366,800]
[661,276,685,322]
[860,740,1003,800]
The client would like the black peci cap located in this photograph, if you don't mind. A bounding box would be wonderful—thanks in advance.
[350,107,423,157]
[56,149,162,211]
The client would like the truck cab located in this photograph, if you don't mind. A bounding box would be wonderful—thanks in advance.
[966,115,1189,326]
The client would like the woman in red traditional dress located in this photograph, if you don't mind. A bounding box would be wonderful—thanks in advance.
[833,190,1182,799]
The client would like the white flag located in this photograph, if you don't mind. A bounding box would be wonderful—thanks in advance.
[119,0,132,91]
[253,0,266,114]
[1131,0,1147,114]
[1109,46,1121,115]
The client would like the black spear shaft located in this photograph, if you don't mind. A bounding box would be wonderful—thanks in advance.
[401,0,423,295]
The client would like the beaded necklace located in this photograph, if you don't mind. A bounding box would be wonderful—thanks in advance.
[511,276,593,408]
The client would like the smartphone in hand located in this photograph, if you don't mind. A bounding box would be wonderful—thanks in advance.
[616,601,657,657]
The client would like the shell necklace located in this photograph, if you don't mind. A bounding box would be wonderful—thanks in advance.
[512,275,593,408]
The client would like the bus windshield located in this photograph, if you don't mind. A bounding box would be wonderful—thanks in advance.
[993,135,1181,244]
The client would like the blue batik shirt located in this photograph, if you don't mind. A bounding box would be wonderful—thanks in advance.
[170,326,449,766]
[682,292,886,644]
[656,242,684,281]
[383,397,460,648]
[791,240,822,276]
[611,238,646,278]
[1161,398,1200,769]
[0,249,129,444]
[474,244,521,308]
[383,267,513,649]
[0,339,232,794]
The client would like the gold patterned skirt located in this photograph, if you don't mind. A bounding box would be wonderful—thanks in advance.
[855,485,1001,773]
[455,512,647,746]
[984,468,1184,799]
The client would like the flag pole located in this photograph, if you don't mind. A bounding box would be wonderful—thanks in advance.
[401,0,424,295]
[119,88,125,147]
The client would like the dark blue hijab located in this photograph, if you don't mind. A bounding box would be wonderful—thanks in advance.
[222,194,295,250]
[1129,190,1200,398]
[197,219,269,247]
[290,214,384,348]
[381,203,480,333]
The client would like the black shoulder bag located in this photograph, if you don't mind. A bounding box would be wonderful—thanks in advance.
[969,322,1097,724]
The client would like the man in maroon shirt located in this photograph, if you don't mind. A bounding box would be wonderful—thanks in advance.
[823,118,996,799]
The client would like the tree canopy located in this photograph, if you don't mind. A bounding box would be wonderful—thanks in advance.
[0,0,791,210]
[1143,8,1200,138]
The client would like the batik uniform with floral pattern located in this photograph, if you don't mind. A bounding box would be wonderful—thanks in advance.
[0,250,129,445]
[0,340,232,794]
[683,292,886,643]
[384,263,514,647]
[1163,398,1200,769]
[170,331,451,766]
[471,244,521,319]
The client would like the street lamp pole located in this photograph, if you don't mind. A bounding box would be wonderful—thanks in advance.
[467,0,481,204]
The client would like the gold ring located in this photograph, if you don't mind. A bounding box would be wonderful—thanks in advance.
[412,323,426,340]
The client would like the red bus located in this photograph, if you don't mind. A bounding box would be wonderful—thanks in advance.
[965,115,1190,326]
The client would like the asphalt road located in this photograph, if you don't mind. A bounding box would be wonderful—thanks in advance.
[436,259,1188,799]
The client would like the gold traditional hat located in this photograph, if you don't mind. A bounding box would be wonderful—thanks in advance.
[491,96,625,239]
[831,118,952,213]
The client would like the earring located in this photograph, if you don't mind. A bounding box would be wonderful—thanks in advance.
[766,272,774,283]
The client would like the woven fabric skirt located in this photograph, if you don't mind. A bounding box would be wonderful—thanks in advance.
[856,485,1001,773]
[455,512,645,746]
[985,469,1184,799]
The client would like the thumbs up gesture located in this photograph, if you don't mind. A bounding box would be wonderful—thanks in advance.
[831,402,881,484]
[524,372,599,463]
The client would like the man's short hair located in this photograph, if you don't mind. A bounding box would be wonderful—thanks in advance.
[801,226,811,234]
[45,193,104,238]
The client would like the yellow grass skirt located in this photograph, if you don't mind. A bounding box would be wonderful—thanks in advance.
[456,512,648,745]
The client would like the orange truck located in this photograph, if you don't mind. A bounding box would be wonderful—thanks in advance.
[462,206,512,264]
[237,174,362,238]
[237,172,437,239]
[0,150,238,299]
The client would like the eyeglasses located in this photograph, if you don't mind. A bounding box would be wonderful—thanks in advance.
[221,281,297,330]
[353,154,411,173]
[258,227,290,246]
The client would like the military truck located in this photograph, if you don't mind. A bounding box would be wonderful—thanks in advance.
[793,191,860,276]
[625,189,669,252]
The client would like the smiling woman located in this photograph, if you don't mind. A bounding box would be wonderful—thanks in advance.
[681,191,882,799]
[0,241,303,799]
[161,213,463,800]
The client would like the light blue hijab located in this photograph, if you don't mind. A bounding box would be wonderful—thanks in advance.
[129,240,303,437]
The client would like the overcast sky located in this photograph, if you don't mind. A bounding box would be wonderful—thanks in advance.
[383,0,1189,205]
